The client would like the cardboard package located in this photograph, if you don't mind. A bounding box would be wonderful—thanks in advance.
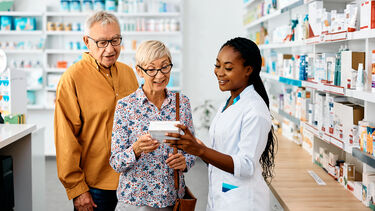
[341,51,366,89]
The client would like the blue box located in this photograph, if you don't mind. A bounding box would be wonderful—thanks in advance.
[0,16,12,31]
[14,17,36,31]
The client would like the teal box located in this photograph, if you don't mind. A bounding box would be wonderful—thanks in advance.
[0,1,14,11]
[0,16,12,30]
[14,17,36,31]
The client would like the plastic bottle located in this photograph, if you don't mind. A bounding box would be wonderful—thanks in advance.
[356,63,364,91]
[334,46,342,86]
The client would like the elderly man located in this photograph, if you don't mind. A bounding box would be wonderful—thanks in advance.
[54,11,138,211]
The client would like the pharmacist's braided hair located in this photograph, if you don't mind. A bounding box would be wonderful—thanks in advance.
[221,37,277,184]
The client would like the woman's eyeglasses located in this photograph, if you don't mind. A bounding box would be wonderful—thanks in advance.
[137,64,173,77]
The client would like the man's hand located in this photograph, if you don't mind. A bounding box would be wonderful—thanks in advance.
[73,191,97,211]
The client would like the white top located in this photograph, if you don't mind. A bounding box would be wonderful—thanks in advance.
[0,124,36,149]
[207,85,272,211]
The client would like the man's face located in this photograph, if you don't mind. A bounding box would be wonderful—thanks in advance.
[83,22,121,68]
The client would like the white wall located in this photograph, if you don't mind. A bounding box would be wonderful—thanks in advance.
[182,0,245,140]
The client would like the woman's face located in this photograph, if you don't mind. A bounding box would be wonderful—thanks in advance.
[214,45,252,94]
[137,55,172,92]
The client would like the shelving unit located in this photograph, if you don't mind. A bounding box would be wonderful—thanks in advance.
[0,0,184,156]
[244,0,375,209]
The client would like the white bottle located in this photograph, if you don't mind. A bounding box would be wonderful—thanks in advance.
[356,63,364,91]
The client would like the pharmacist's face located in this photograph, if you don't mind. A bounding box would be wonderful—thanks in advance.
[214,46,252,92]
[84,22,121,68]
[136,56,171,93]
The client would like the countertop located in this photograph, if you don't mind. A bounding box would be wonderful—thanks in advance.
[270,134,369,211]
[0,124,36,149]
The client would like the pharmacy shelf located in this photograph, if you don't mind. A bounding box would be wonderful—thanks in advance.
[352,148,375,169]
[45,12,180,17]
[259,41,305,50]
[4,49,43,54]
[45,49,85,54]
[278,109,300,126]
[262,73,375,101]
[302,81,345,96]
[0,11,43,16]
[26,105,45,110]
[279,0,303,11]
[260,71,279,81]
[45,68,65,73]
[244,10,281,30]
[243,0,259,9]
[261,29,375,50]
[0,30,43,35]
[346,89,375,104]
[45,31,83,35]
[244,0,303,30]
[27,86,43,91]
[279,76,302,87]
[45,12,92,17]
[118,12,180,17]
[122,31,181,36]
[15,68,43,72]
[45,87,56,91]
[302,122,345,151]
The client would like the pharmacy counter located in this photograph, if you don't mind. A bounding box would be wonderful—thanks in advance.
[270,135,368,211]
[0,124,45,211]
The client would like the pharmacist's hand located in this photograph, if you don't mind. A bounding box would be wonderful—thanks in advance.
[165,124,206,156]
[73,191,97,211]
[166,153,187,170]
[133,134,159,158]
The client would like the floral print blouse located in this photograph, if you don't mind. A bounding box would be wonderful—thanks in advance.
[110,87,196,208]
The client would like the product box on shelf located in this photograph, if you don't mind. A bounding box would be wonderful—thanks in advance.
[360,0,375,30]
[308,1,323,37]
[302,127,313,154]
[341,51,366,89]
[14,17,36,31]
[0,16,12,31]
[333,102,364,149]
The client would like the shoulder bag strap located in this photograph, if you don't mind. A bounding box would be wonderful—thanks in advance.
[174,92,180,191]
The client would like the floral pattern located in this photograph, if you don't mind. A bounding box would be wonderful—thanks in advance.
[110,87,195,208]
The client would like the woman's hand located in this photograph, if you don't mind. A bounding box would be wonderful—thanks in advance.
[165,124,206,156]
[133,134,160,158]
[166,153,187,170]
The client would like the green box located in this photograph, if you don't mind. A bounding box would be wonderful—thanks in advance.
[0,1,14,11]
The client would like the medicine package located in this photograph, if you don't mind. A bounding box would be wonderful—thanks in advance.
[148,121,180,141]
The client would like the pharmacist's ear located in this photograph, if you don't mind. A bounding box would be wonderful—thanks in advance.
[245,65,253,77]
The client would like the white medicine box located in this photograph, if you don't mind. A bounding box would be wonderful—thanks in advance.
[148,121,180,141]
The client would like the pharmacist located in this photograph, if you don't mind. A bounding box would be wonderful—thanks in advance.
[54,11,138,211]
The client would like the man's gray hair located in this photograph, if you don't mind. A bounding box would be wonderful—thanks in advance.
[84,11,120,36]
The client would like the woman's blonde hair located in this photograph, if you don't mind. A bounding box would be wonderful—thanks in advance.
[135,40,172,67]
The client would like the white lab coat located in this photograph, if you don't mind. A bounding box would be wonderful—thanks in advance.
[206,85,272,211]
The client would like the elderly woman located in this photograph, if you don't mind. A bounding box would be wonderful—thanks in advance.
[110,40,195,211]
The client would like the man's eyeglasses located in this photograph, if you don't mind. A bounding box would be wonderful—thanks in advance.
[137,64,173,77]
[87,36,122,48]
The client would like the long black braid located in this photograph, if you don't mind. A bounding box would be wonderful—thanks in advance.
[221,37,277,184]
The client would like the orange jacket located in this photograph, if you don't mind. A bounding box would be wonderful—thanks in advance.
[54,53,138,200]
